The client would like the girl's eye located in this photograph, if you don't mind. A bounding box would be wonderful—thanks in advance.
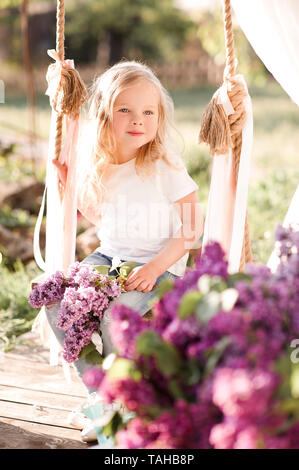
[119,109,153,115]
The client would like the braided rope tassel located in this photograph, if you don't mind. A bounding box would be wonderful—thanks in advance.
[199,0,252,272]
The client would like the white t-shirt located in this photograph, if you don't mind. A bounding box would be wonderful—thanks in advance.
[95,157,199,277]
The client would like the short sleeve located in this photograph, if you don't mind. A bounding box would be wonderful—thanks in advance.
[158,160,199,202]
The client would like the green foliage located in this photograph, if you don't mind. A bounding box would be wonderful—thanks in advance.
[248,169,299,264]
[137,330,182,377]
[196,8,269,86]
[178,290,202,319]
[0,257,41,351]
[65,0,195,64]
[107,357,142,381]
[0,204,35,228]
[0,152,42,183]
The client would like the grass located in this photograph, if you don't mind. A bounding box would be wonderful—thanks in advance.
[1,79,299,348]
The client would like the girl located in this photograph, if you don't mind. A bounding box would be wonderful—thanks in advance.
[48,59,204,437]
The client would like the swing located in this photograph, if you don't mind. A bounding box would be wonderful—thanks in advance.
[31,0,253,354]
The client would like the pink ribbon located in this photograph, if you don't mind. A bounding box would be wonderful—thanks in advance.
[32,50,81,367]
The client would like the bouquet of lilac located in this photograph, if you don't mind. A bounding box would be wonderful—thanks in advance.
[83,225,299,449]
[29,261,136,364]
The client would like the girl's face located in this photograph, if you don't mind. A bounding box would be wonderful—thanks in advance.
[112,79,160,160]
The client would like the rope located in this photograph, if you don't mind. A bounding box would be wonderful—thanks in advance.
[199,0,252,272]
[49,0,88,201]
[222,0,252,271]
[54,0,64,169]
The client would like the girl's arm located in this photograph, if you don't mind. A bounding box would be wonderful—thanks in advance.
[146,191,204,277]
[51,159,101,226]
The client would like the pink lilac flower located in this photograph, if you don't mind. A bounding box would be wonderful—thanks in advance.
[116,400,214,449]
[83,367,105,390]
[108,304,149,358]
[62,227,299,449]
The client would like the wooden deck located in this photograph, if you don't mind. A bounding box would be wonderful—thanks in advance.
[0,332,92,449]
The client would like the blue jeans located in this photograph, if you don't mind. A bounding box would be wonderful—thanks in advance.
[45,250,179,393]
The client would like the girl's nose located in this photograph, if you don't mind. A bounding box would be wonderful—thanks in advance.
[131,114,143,125]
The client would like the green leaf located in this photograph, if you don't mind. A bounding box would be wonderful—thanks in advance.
[107,358,141,381]
[168,379,186,400]
[141,405,164,420]
[227,272,252,287]
[204,336,231,374]
[274,351,293,399]
[156,343,182,376]
[180,358,202,386]
[136,331,182,376]
[102,412,122,438]
[118,261,137,278]
[92,265,110,275]
[151,277,174,301]
[136,330,161,355]
[195,291,221,325]
[85,349,103,364]
[78,341,96,360]
[178,290,202,318]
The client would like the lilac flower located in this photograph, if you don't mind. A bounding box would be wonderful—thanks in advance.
[62,313,99,363]
[28,270,67,307]
[161,315,202,350]
[116,400,214,449]
[108,304,149,358]
[195,242,229,279]
[83,367,105,390]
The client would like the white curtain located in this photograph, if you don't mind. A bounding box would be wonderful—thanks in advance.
[231,0,299,270]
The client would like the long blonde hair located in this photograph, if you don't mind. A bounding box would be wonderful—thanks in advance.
[77,59,185,208]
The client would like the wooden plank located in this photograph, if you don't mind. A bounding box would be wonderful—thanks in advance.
[0,355,87,397]
[0,385,84,411]
[0,399,76,428]
[0,419,88,449]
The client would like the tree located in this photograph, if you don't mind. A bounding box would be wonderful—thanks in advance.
[65,0,196,66]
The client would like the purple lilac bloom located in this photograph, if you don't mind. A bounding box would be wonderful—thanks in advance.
[116,400,213,449]
[62,313,99,363]
[195,242,229,279]
[28,270,67,307]
[108,304,149,358]
[56,286,108,330]
[161,314,202,350]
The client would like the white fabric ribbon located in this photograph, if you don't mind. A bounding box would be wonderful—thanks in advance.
[32,51,80,373]
[202,75,253,274]
[229,78,253,272]
[217,83,235,116]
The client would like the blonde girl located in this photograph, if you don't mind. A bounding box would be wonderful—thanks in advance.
[49,59,204,393]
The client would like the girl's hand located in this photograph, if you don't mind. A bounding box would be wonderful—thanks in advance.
[52,159,68,188]
[124,263,160,293]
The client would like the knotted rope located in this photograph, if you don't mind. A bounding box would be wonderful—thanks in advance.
[199,0,252,271]
[48,0,88,200]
